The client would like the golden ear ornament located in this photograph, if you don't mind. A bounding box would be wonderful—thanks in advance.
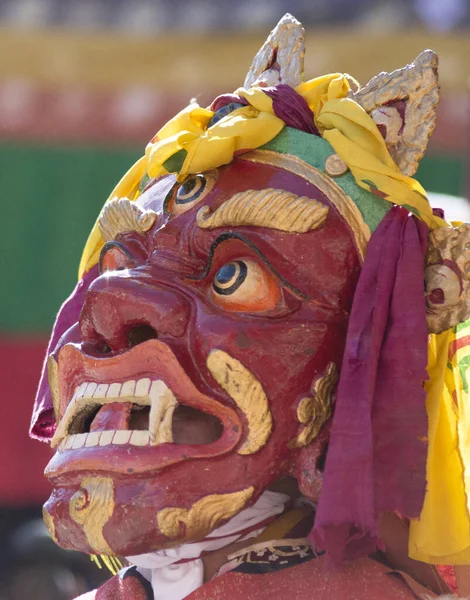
[425,224,470,333]
[246,15,439,178]
[351,50,439,177]
[290,362,338,449]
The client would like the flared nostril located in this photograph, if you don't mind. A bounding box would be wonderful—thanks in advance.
[126,324,158,349]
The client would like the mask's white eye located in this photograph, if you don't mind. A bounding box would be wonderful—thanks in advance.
[211,259,282,313]
[166,171,217,216]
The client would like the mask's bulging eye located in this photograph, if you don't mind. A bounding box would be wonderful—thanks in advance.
[167,171,217,216]
[175,175,206,204]
[213,261,247,295]
[211,259,282,313]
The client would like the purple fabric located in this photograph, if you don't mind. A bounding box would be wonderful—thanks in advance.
[264,84,319,135]
[210,93,248,112]
[210,86,318,135]
[30,265,98,441]
[312,206,429,561]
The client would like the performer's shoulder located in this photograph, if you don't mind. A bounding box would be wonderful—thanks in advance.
[187,556,436,600]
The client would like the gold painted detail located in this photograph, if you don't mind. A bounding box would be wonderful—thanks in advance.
[42,506,58,544]
[47,355,61,423]
[425,224,470,333]
[244,14,305,89]
[291,362,338,448]
[158,487,255,540]
[325,154,349,177]
[352,50,439,177]
[69,477,115,555]
[207,350,273,455]
[197,188,329,234]
[98,197,157,242]
[241,150,370,260]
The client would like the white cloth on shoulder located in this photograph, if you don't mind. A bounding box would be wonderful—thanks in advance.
[126,490,289,600]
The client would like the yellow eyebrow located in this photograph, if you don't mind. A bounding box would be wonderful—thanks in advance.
[196,187,328,233]
[98,198,157,242]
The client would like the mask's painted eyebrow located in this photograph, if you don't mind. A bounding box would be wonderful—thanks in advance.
[186,231,311,301]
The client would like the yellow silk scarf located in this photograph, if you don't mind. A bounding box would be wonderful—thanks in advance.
[410,326,470,564]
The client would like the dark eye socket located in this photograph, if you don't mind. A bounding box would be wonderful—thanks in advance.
[213,261,247,295]
[175,175,206,205]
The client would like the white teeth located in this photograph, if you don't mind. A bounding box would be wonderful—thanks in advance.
[99,430,114,446]
[76,382,88,400]
[93,383,109,398]
[113,430,132,445]
[149,380,178,445]
[85,382,98,397]
[52,376,181,450]
[58,429,157,451]
[121,379,136,398]
[135,378,151,397]
[107,382,121,398]
[72,433,86,449]
[130,430,150,446]
[85,431,101,447]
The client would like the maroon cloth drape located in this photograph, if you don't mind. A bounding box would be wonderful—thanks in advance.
[312,206,429,561]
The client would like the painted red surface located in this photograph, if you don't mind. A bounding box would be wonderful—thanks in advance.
[42,159,361,555]
[0,338,52,504]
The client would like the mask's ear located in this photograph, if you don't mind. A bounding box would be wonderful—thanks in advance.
[292,426,331,502]
[352,50,439,177]
[289,362,338,501]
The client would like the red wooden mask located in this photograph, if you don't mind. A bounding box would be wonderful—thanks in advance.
[42,156,361,556]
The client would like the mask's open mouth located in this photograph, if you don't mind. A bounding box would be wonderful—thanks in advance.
[45,339,242,482]
[55,378,224,451]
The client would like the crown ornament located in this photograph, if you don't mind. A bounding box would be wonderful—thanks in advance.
[245,14,439,177]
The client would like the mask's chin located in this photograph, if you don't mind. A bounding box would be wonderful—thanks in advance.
[43,413,241,556]
[43,461,263,557]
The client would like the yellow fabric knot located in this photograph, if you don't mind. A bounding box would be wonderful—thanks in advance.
[296,73,445,232]
[146,95,284,181]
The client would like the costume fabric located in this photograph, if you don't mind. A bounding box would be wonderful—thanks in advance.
[126,491,289,600]
[410,324,470,563]
[314,206,429,560]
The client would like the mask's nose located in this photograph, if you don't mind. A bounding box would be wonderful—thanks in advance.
[79,271,190,354]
